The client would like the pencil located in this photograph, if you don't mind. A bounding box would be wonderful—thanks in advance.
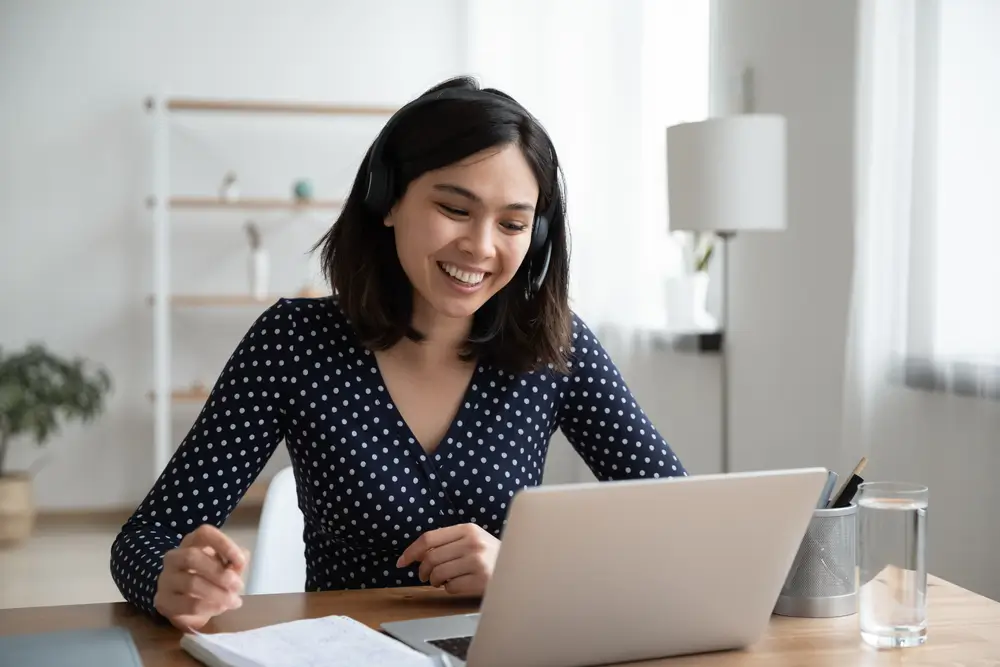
[829,456,868,508]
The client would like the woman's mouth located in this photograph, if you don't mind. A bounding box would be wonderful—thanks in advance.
[438,262,489,288]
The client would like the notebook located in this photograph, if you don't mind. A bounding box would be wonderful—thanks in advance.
[180,615,443,667]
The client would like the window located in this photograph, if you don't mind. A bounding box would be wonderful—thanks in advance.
[903,0,1000,397]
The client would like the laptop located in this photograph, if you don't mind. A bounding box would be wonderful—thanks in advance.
[382,467,827,667]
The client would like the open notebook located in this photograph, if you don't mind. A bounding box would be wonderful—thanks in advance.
[180,615,444,667]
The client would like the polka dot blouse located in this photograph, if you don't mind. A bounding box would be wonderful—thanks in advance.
[110,296,687,616]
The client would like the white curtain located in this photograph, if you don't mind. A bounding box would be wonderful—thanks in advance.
[461,0,711,344]
[843,0,1000,466]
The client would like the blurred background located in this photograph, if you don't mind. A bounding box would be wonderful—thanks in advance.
[1,0,997,609]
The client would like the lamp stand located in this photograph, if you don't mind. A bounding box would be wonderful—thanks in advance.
[718,231,734,473]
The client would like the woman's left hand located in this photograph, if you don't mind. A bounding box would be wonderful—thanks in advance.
[397,523,500,596]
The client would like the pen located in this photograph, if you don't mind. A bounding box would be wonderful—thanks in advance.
[817,471,838,509]
[829,457,868,508]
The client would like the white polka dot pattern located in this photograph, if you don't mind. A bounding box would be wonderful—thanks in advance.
[110,297,687,616]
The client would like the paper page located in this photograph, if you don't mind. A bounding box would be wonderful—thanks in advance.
[188,616,439,667]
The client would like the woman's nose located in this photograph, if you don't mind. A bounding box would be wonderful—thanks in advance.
[458,220,496,259]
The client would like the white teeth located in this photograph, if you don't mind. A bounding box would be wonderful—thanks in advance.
[440,262,485,286]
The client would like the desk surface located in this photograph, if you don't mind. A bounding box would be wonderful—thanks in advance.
[2,576,999,666]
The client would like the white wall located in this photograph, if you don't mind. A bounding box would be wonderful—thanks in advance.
[714,0,1000,601]
[0,0,720,511]
[0,0,465,509]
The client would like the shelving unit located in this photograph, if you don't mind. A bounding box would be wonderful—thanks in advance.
[144,94,396,493]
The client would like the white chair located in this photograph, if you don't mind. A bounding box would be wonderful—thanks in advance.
[244,466,307,595]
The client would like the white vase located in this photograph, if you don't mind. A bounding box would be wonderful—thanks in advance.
[665,270,717,332]
[249,249,270,301]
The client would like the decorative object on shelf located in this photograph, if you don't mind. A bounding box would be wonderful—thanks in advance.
[244,220,270,301]
[665,270,717,333]
[292,179,314,203]
[219,171,240,202]
[145,94,396,480]
[667,66,788,474]
[0,344,112,547]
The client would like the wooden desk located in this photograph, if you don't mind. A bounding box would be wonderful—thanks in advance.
[2,576,999,666]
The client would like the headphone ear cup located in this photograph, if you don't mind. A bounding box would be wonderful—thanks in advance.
[529,213,549,257]
[363,152,393,218]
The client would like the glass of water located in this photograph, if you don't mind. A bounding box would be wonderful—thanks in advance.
[858,481,929,648]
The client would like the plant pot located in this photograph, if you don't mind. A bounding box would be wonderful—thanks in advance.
[0,473,35,547]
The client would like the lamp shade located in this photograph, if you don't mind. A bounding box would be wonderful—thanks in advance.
[666,115,787,233]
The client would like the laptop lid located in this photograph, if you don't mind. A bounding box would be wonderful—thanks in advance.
[0,627,143,667]
[465,467,827,667]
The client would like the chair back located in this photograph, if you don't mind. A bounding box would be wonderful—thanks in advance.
[244,466,306,595]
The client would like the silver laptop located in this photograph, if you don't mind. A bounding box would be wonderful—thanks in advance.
[382,467,827,667]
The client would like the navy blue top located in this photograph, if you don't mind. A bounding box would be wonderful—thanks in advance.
[110,296,687,615]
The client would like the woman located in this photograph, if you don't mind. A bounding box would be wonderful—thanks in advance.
[110,76,687,631]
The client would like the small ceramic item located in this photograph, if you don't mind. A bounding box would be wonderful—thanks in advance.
[245,221,269,301]
[220,171,240,202]
[292,179,313,203]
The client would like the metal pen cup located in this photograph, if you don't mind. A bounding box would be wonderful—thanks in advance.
[773,503,858,618]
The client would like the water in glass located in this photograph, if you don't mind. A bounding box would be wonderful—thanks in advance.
[858,482,928,648]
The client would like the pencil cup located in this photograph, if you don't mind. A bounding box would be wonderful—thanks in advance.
[773,503,858,618]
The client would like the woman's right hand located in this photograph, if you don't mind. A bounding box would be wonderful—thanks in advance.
[153,524,250,631]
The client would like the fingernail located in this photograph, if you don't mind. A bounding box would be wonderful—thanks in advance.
[396,556,404,568]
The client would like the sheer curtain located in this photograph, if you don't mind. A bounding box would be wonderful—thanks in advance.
[461,0,711,346]
[843,0,1000,465]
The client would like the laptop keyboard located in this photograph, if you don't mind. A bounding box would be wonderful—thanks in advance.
[428,636,473,660]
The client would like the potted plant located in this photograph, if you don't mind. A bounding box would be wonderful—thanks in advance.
[0,344,112,546]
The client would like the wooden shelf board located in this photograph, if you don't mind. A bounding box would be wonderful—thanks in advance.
[147,388,210,403]
[168,294,283,307]
[162,97,397,117]
[146,291,329,308]
[169,196,343,211]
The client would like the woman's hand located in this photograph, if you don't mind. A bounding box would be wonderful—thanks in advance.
[397,523,501,596]
[153,524,250,631]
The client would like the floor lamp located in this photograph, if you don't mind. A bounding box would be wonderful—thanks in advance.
[666,114,788,473]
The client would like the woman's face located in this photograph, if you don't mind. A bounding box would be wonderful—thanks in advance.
[386,143,539,323]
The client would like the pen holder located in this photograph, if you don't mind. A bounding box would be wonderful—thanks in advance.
[773,503,857,618]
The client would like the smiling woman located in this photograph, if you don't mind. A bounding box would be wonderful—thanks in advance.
[316,77,568,374]
[109,76,688,632]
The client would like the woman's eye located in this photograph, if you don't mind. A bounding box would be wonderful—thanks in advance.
[503,221,529,232]
[439,204,468,217]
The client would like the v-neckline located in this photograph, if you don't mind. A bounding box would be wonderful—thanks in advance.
[366,349,483,464]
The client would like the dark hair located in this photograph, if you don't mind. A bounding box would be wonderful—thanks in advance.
[314,76,572,374]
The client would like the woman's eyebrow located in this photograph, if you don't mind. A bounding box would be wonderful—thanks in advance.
[432,183,535,212]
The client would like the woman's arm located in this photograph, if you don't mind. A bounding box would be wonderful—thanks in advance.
[110,299,296,616]
[556,315,688,480]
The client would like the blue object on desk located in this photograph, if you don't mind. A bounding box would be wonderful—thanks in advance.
[0,627,142,667]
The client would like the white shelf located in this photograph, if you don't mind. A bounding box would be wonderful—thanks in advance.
[166,196,344,211]
[145,92,387,479]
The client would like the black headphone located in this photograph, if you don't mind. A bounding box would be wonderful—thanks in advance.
[361,87,556,296]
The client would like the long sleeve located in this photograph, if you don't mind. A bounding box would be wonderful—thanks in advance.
[110,299,295,615]
[556,315,688,481]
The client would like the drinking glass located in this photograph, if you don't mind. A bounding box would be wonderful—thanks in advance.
[857,481,929,648]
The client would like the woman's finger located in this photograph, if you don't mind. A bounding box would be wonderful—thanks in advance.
[397,525,468,568]
[162,589,235,620]
[182,524,248,571]
[427,553,480,588]
[443,573,485,596]
[172,570,242,610]
[417,540,468,583]
[167,548,243,593]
